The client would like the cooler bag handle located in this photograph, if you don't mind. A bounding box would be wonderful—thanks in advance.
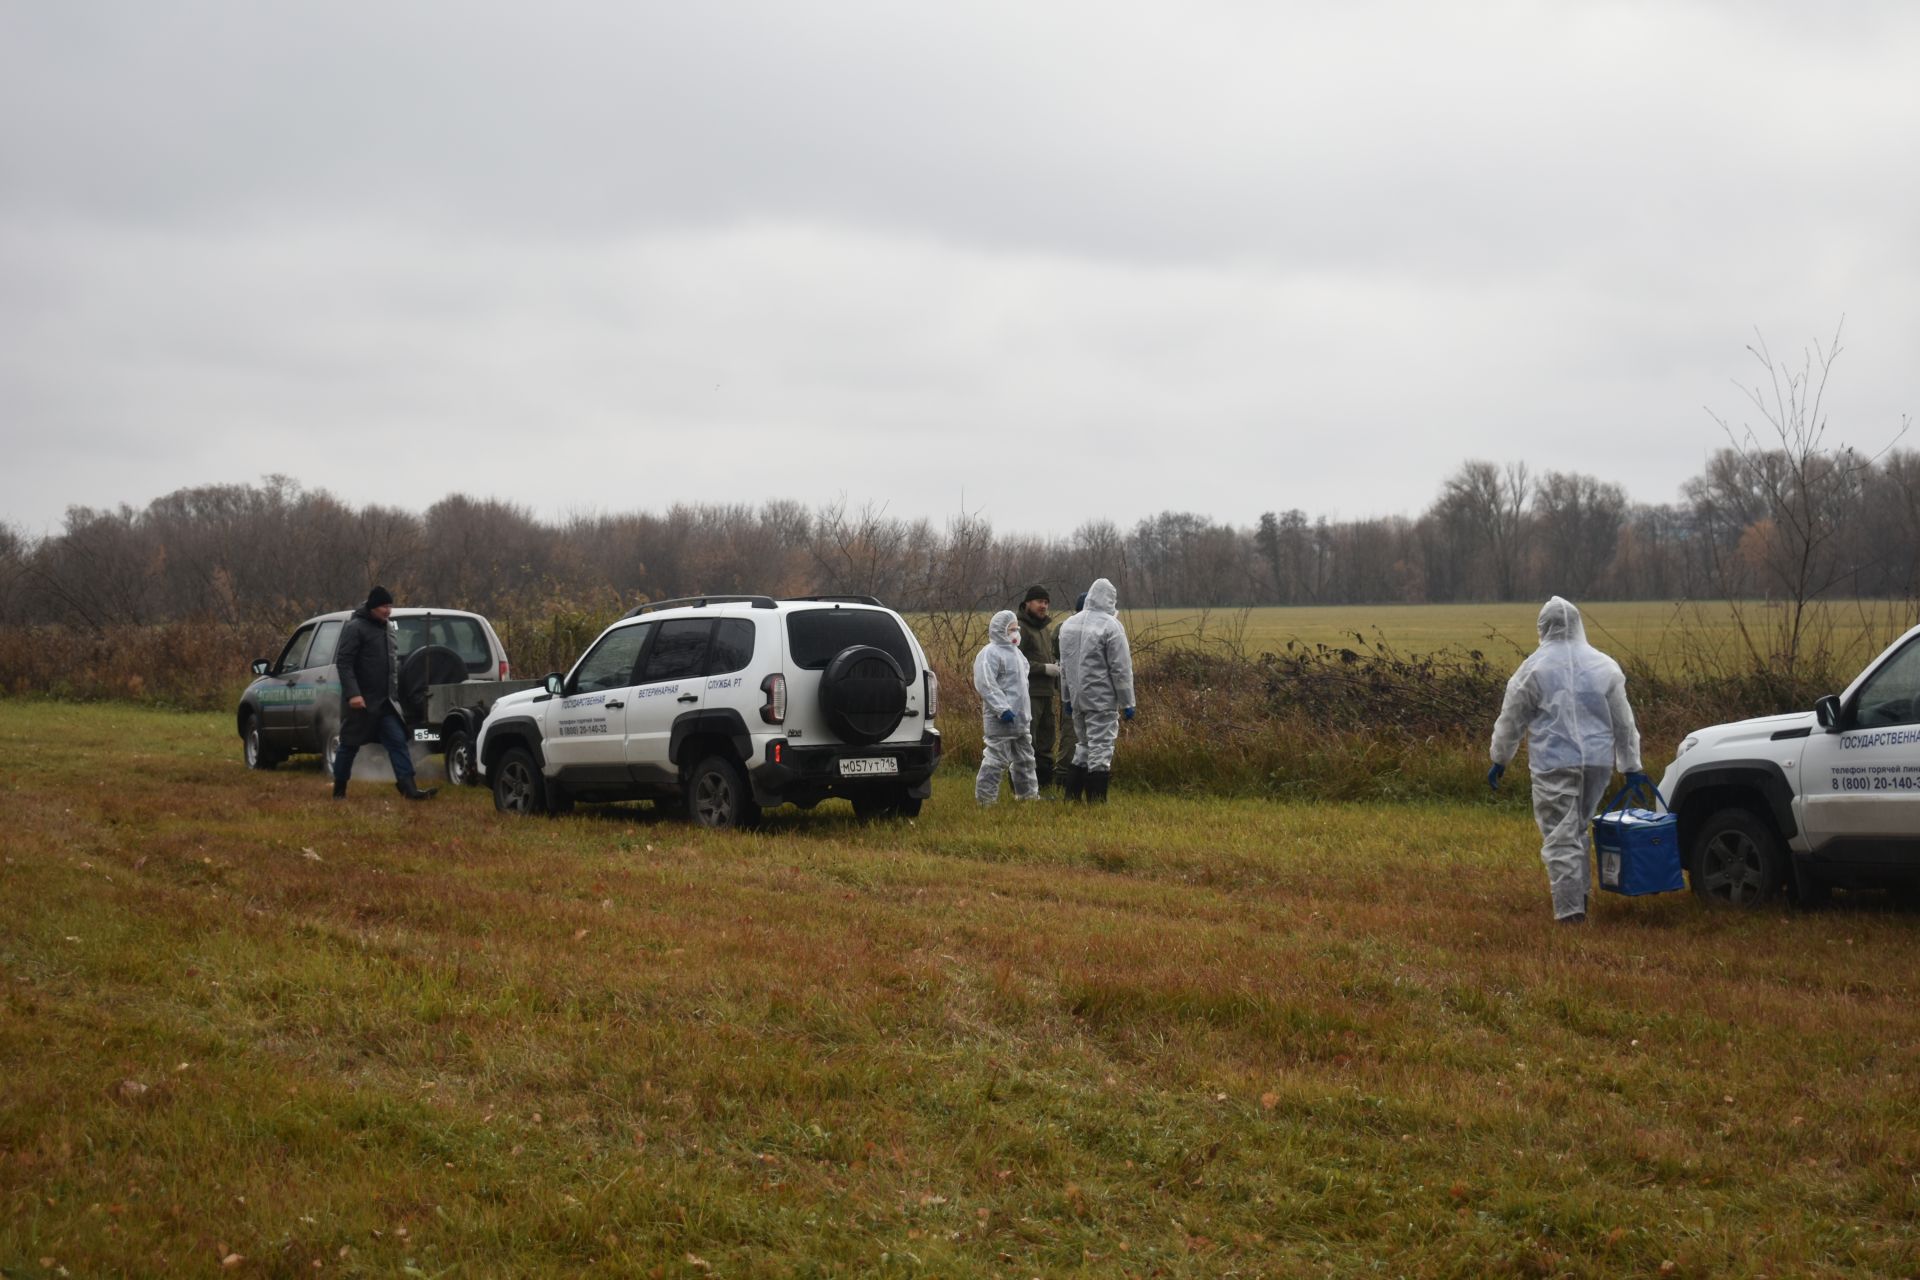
[1603,779,1669,815]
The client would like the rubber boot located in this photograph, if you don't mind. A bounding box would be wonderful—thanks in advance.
[332,775,347,800]
[396,778,438,801]
[1062,764,1085,802]
[1036,762,1054,791]
[1085,770,1111,804]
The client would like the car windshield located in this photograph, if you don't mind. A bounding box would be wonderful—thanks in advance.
[394,615,493,673]
[785,608,917,676]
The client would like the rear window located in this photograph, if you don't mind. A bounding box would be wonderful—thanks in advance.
[785,608,917,675]
[395,615,493,673]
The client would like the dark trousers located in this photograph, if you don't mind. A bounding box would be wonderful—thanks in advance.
[1031,692,1059,777]
[334,706,415,785]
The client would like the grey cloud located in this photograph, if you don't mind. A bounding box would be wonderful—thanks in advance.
[1,1,1916,537]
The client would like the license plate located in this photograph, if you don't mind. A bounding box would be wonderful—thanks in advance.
[412,729,441,743]
[839,756,898,776]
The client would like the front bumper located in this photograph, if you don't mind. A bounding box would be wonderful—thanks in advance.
[748,730,941,806]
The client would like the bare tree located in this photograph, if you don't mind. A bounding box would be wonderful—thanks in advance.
[1700,321,1909,679]
[1531,471,1626,599]
[1432,460,1532,600]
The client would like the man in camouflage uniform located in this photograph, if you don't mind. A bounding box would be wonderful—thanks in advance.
[1015,585,1072,791]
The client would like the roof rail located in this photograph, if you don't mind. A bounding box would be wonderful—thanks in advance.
[621,594,779,619]
[784,594,886,608]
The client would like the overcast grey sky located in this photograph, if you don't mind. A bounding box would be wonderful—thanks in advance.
[2,1,1915,538]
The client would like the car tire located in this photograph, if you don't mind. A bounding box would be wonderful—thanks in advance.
[399,644,469,721]
[492,746,551,816]
[322,725,342,778]
[241,715,282,770]
[444,730,477,788]
[687,755,760,830]
[818,645,908,745]
[1688,807,1786,909]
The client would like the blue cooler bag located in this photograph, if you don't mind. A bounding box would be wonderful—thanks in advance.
[1593,782,1685,896]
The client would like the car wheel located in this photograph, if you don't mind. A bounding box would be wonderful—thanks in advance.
[444,730,476,788]
[492,746,548,816]
[241,715,281,770]
[687,755,760,830]
[1688,808,1785,909]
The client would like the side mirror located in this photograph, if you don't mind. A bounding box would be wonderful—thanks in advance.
[544,672,565,696]
[252,659,271,676]
[1815,694,1843,730]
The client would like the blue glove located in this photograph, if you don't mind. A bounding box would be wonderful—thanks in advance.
[1063,701,1072,716]
[1123,706,1136,721]
[998,709,1016,724]
[1624,770,1653,794]
[1487,762,1505,791]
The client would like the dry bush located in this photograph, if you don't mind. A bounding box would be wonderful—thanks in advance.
[0,620,280,711]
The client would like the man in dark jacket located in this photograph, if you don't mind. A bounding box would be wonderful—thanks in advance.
[332,586,435,801]
[1015,585,1066,790]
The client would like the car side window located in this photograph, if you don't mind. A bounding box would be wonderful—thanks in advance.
[275,625,316,675]
[638,619,712,684]
[1852,639,1920,729]
[571,623,652,694]
[707,619,756,676]
[305,620,343,670]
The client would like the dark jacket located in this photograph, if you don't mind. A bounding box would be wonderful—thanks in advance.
[1016,604,1059,697]
[335,607,401,715]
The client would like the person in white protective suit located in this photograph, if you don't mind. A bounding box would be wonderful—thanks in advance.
[1058,577,1136,804]
[973,609,1039,805]
[1489,596,1649,923]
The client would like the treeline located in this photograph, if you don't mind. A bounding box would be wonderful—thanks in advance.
[3,445,1917,630]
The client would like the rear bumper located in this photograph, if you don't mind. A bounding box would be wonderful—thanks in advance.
[748,730,941,806]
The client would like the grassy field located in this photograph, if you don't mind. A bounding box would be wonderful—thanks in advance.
[1110,600,1920,675]
[6,703,1920,1277]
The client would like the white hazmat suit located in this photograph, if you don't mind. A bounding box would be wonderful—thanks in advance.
[1059,578,1135,788]
[1490,597,1643,920]
[973,609,1038,804]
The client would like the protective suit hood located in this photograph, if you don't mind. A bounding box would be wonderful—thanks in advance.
[1537,596,1588,646]
[989,609,1019,647]
[1086,578,1119,615]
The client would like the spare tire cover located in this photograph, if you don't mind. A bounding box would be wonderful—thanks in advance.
[819,645,907,745]
[400,644,469,718]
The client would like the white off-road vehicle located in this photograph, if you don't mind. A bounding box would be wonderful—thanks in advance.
[474,595,941,828]
[1660,623,1920,908]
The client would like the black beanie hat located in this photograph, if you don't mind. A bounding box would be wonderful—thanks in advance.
[1022,584,1050,605]
[366,585,394,610]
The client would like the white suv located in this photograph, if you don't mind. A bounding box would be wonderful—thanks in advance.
[474,595,941,827]
[1660,623,1920,908]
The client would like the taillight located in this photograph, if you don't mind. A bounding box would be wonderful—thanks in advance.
[760,673,786,724]
[924,670,938,720]
[500,659,511,679]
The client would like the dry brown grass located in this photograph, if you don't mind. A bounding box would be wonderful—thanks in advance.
[5,704,1920,1275]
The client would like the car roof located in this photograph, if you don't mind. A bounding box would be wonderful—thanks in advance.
[301,607,488,624]
[613,598,899,625]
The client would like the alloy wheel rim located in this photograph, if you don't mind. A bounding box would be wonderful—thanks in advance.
[245,728,259,766]
[1703,831,1762,905]
[501,761,533,812]
[696,772,732,826]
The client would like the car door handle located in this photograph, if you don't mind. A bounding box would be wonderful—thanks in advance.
[677,694,698,703]
[605,699,625,710]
